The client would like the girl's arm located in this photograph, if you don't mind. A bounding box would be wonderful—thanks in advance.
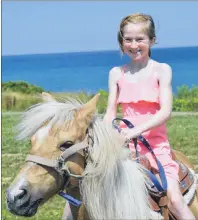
[103,67,120,123]
[122,63,173,139]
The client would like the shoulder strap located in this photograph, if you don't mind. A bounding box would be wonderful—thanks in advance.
[117,65,127,88]
[122,64,127,75]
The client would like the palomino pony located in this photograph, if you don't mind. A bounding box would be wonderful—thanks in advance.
[6,93,198,220]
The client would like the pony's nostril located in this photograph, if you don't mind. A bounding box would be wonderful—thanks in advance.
[14,189,27,202]
[19,189,27,199]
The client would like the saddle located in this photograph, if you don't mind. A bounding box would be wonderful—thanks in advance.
[131,150,195,220]
[112,118,195,219]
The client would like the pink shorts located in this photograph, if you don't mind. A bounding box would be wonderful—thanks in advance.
[119,118,179,181]
[128,141,180,181]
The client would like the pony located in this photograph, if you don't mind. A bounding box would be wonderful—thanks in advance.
[6,93,198,219]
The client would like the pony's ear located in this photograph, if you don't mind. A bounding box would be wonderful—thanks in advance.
[41,92,55,102]
[77,93,100,120]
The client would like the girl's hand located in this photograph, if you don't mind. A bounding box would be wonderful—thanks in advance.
[120,127,141,140]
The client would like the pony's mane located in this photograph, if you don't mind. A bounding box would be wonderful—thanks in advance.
[16,98,83,140]
[81,119,160,219]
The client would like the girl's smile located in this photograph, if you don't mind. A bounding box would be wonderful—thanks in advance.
[122,23,153,62]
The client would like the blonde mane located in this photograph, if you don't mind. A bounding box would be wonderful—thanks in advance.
[81,119,157,219]
[16,98,83,140]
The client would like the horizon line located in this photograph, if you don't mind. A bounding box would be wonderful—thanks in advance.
[2,45,198,57]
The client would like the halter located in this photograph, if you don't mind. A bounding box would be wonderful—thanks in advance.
[26,132,93,206]
[26,141,88,179]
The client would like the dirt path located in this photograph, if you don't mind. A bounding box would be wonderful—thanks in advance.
[2,112,198,116]
[171,112,198,116]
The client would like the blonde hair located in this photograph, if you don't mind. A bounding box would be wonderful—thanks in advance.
[118,13,156,56]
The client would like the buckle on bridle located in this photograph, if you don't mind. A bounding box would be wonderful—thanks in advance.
[56,155,65,172]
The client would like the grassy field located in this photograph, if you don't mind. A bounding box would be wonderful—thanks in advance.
[2,114,198,220]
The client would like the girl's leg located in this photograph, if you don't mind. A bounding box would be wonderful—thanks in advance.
[62,202,73,220]
[167,176,195,220]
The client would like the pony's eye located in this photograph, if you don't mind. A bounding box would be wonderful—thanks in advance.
[59,141,74,151]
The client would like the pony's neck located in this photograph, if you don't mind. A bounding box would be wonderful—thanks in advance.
[80,119,155,219]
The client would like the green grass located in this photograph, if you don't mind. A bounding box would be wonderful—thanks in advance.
[167,116,198,167]
[2,114,198,219]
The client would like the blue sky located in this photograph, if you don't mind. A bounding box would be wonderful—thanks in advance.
[2,1,198,55]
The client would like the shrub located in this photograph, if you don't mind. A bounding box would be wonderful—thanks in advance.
[173,85,198,111]
[176,85,198,99]
[173,98,198,112]
[2,81,44,94]
[2,92,42,111]
[97,89,108,114]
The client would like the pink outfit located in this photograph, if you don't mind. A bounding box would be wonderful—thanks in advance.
[117,61,179,180]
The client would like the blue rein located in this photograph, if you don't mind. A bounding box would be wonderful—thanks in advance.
[58,191,82,207]
[112,118,167,193]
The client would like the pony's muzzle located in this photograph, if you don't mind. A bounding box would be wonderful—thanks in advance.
[6,181,41,216]
[6,181,30,204]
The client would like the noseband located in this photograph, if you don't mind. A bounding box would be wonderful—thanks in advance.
[26,129,94,185]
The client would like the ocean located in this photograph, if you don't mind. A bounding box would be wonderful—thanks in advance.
[2,46,198,94]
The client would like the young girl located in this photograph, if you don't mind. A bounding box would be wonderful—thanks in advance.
[104,13,195,219]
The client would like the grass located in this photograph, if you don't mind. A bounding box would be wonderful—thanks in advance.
[2,114,198,220]
[1,92,93,113]
[167,116,198,168]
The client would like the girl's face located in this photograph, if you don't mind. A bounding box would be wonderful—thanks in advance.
[122,23,154,62]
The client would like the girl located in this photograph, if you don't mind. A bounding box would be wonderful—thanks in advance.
[104,13,195,219]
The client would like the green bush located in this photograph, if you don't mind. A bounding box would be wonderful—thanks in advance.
[2,81,44,94]
[97,89,108,114]
[172,85,198,111]
[176,84,198,99]
[173,98,198,112]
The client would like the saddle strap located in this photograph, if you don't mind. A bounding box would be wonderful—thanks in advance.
[159,196,176,220]
[161,206,169,220]
[168,211,177,220]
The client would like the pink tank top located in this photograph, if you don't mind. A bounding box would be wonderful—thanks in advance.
[117,61,159,104]
[117,61,169,150]
[117,61,160,119]
[117,63,178,176]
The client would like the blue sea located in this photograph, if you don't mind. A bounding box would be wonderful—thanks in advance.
[2,47,198,94]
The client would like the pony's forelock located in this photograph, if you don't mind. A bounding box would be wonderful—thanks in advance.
[15,98,82,140]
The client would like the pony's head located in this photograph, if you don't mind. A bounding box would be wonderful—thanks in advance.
[6,93,100,217]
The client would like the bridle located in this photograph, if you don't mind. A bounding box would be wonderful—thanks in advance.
[25,130,94,207]
[26,140,88,179]
[25,130,93,197]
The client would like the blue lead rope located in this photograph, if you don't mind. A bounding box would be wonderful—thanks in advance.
[112,118,167,193]
[58,191,82,207]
